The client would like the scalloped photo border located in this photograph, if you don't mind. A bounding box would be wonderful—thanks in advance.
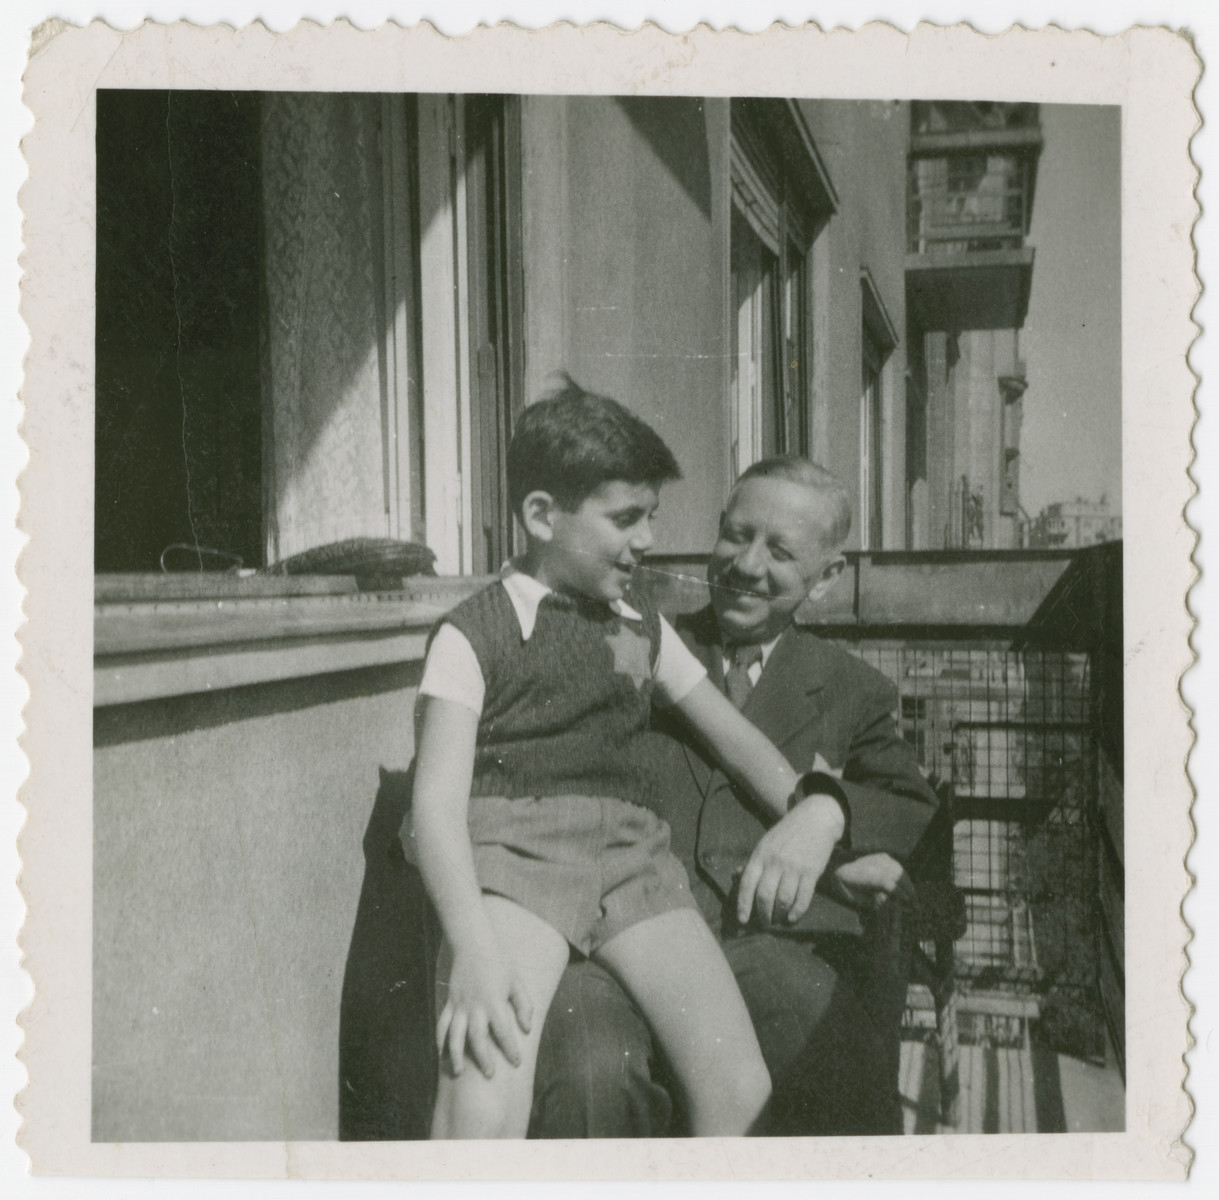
[15,18,1199,1180]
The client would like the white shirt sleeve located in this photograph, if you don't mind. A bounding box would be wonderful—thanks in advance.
[652,614,707,706]
[417,623,486,714]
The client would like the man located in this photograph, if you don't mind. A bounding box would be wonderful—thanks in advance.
[527,457,939,1137]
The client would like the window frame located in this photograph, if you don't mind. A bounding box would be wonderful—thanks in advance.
[727,101,833,479]
[859,267,901,551]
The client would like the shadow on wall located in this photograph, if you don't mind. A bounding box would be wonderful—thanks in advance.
[338,765,439,1140]
[614,97,713,222]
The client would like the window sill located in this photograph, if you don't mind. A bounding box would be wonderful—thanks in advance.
[94,574,494,707]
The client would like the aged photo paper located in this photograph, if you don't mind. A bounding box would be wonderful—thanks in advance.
[15,17,1197,1181]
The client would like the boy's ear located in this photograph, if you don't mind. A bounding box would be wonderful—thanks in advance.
[808,554,846,603]
[521,490,558,542]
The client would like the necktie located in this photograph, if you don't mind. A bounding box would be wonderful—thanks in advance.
[725,642,764,709]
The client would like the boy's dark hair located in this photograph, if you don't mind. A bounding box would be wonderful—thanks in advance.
[507,375,682,514]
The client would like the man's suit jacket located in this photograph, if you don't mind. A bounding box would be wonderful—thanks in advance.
[655,606,940,938]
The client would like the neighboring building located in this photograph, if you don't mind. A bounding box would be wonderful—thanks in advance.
[95,93,1041,574]
[1027,498,1123,548]
[904,101,1044,549]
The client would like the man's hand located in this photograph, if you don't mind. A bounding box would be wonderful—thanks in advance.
[830,853,918,912]
[736,793,846,925]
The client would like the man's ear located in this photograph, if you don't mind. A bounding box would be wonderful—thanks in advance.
[521,490,558,542]
[808,554,846,602]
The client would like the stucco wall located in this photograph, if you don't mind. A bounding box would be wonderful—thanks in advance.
[522,96,730,556]
[522,96,914,553]
[92,664,419,1141]
[796,100,911,549]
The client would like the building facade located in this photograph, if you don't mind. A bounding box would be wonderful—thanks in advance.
[904,101,1043,550]
[1027,497,1123,548]
[98,93,1045,578]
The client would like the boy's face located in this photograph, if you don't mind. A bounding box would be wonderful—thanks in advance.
[539,480,660,603]
[708,475,845,645]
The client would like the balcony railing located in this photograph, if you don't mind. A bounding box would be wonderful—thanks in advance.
[642,546,1123,1132]
[912,100,1041,140]
[907,153,1033,255]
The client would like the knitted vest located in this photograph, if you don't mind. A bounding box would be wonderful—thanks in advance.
[440,582,663,810]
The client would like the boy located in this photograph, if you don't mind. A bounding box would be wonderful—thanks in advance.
[411,379,801,1139]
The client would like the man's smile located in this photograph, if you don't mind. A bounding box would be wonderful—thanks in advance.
[716,574,770,601]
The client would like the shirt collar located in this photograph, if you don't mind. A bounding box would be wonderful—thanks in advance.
[500,561,643,641]
[722,631,784,671]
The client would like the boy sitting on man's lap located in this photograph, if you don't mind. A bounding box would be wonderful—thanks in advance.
[412,378,826,1138]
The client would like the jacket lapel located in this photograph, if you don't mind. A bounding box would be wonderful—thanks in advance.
[677,611,835,789]
[696,622,837,903]
[741,624,829,752]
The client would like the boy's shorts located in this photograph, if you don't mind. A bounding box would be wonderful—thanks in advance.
[468,793,699,956]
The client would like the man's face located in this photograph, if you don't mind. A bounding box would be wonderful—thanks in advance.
[708,476,844,645]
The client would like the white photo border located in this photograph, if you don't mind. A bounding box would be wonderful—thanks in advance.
[14,17,1199,1181]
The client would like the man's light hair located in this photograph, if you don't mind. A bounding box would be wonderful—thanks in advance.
[734,456,852,550]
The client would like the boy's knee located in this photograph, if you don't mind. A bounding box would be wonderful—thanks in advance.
[432,1078,517,1140]
[737,1060,773,1119]
[693,1056,771,1133]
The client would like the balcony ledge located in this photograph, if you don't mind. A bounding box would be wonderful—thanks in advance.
[93,574,493,707]
[906,247,1036,332]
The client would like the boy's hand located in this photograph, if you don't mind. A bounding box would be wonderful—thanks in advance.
[436,947,534,1079]
[736,793,846,926]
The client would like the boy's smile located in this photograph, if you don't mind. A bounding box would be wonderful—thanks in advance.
[530,480,660,603]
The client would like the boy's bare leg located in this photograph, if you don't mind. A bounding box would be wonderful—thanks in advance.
[431,895,570,1139]
[594,909,772,1135]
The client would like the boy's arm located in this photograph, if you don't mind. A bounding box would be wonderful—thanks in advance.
[411,695,532,1077]
[411,695,487,948]
[672,677,798,819]
[672,678,845,925]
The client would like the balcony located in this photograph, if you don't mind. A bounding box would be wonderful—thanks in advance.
[907,155,1034,255]
[92,545,1123,1139]
[906,103,1042,332]
[647,545,1125,1134]
[911,100,1043,142]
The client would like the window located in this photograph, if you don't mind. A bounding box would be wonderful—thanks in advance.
[729,203,781,474]
[462,96,526,575]
[859,269,899,550]
[95,91,521,579]
[728,101,831,477]
[95,90,265,572]
[860,329,885,550]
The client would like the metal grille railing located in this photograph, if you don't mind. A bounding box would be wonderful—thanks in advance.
[837,640,1103,1058]
[907,153,1031,254]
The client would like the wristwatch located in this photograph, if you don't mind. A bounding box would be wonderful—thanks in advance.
[788,769,852,849]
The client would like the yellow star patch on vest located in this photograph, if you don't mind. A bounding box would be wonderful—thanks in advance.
[604,619,652,691]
